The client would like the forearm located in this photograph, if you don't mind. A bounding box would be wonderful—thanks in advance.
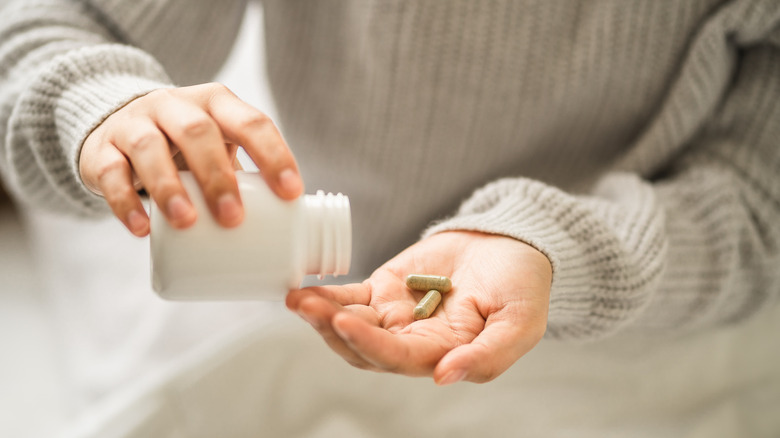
[638,45,780,331]
[425,43,780,341]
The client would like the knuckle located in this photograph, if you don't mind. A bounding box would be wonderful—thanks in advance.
[178,115,214,138]
[236,111,271,132]
[145,87,174,102]
[201,82,232,101]
[204,82,230,94]
[208,82,232,94]
[95,158,127,182]
[126,130,162,153]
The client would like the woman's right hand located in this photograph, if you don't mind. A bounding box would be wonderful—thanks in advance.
[78,82,303,237]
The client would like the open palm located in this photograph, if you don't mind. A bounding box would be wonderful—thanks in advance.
[286,231,552,385]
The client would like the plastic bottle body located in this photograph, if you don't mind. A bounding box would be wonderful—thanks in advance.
[150,172,351,300]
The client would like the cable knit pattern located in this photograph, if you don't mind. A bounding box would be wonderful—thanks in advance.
[1,0,779,341]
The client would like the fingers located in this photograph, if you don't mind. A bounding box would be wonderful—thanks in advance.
[288,281,453,377]
[85,144,150,236]
[288,283,439,373]
[294,299,541,383]
[150,95,243,227]
[80,82,302,235]
[110,117,198,229]
[287,283,372,309]
[292,292,381,371]
[433,315,546,385]
[206,87,303,199]
[331,312,447,376]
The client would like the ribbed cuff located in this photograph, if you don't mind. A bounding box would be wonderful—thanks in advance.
[422,176,665,341]
[58,73,172,205]
[23,44,173,215]
[422,178,565,284]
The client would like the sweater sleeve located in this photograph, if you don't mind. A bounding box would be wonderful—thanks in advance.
[0,0,247,216]
[424,0,780,340]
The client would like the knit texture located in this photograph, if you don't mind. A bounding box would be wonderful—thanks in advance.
[1,0,779,341]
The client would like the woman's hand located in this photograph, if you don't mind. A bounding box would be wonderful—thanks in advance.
[79,82,303,236]
[287,231,552,385]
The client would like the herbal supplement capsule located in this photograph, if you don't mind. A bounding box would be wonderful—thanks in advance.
[413,290,442,320]
[406,274,452,293]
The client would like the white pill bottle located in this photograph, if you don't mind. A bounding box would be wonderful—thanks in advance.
[150,171,351,300]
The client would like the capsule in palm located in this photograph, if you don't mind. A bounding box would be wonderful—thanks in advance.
[413,289,442,320]
[406,274,452,293]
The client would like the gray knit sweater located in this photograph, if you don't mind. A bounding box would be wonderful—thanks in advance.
[1,0,778,341]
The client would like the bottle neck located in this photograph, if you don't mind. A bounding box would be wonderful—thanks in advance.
[302,191,351,278]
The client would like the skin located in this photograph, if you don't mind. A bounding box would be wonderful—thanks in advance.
[79,83,304,236]
[80,83,553,385]
[287,230,552,385]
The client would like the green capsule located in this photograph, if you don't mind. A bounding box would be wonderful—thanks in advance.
[405,274,452,293]
[413,290,442,320]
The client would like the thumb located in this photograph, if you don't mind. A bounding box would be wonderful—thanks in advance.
[433,316,545,385]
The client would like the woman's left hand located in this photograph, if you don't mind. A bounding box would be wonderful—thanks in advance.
[286,231,552,385]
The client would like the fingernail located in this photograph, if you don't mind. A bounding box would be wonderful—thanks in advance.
[437,369,467,386]
[278,168,303,196]
[126,209,148,235]
[217,192,242,225]
[166,195,193,223]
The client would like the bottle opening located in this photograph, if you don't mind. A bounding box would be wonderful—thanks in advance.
[303,191,352,278]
